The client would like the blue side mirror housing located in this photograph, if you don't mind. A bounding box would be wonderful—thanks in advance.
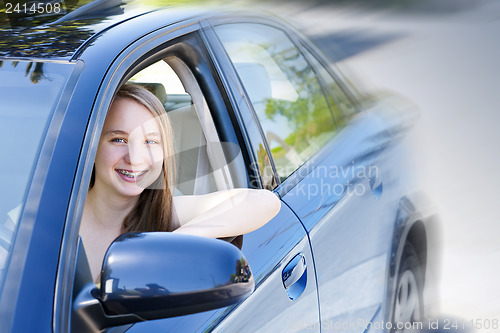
[74,232,254,330]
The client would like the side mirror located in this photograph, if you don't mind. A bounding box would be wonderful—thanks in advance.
[74,232,254,330]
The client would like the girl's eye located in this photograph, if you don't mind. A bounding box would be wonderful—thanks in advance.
[111,138,127,144]
[145,139,159,145]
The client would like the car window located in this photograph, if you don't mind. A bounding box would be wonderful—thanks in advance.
[215,23,337,184]
[68,34,249,331]
[300,46,357,123]
[0,59,74,289]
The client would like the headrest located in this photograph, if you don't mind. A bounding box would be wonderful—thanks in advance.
[133,82,168,105]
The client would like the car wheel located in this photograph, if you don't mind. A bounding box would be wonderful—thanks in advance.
[392,242,424,333]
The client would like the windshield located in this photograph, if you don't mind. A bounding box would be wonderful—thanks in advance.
[0,59,74,288]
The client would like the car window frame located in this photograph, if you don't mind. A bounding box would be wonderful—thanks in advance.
[213,22,338,185]
[293,36,361,120]
[203,19,284,191]
[200,19,275,191]
[208,16,354,197]
[141,55,235,194]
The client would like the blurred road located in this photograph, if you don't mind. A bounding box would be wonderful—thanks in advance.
[258,0,500,330]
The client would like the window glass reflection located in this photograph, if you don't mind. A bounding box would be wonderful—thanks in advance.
[216,23,337,183]
[301,47,356,123]
[0,59,74,288]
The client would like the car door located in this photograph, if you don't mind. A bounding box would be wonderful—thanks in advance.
[121,26,320,333]
[115,43,320,333]
[52,19,320,332]
[211,19,408,332]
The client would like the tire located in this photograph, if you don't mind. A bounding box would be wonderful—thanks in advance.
[391,242,424,333]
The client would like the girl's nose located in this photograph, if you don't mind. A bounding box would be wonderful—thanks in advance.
[124,142,149,166]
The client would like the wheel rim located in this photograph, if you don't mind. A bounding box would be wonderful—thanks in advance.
[394,269,421,332]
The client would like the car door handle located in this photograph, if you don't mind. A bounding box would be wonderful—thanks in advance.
[282,253,307,300]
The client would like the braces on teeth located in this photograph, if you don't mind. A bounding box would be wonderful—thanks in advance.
[118,170,146,178]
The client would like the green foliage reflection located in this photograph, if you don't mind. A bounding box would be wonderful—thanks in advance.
[256,42,337,180]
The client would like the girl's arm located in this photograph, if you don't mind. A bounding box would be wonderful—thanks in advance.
[171,188,281,238]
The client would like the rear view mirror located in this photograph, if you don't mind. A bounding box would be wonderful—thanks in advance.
[74,232,254,331]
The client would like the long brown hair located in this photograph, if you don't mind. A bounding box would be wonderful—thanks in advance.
[92,83,176,233]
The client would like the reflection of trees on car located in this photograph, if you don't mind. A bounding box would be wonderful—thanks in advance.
[2,0,88,28]
[0,60,45,84]
[265,96,334,150]
[24,62,45,83]
[230,258,251,283]
[0,22,96,58]
[260,42,337,176]
[0,0,112,59]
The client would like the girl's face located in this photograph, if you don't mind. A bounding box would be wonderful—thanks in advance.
[94,97,164,199]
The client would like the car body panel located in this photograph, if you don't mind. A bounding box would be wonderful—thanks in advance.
[125,204,319,332]
[0,59,84,332]
[204,14,418,332]
[281,102,414,327]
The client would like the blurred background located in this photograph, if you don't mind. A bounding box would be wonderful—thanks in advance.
[245,0,500,330]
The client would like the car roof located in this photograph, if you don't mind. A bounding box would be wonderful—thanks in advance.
[0,1,225,60]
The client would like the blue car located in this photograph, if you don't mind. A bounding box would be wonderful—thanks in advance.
[0,1,431,332]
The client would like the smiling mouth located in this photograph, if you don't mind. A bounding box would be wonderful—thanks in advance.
[116,169,147,178]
